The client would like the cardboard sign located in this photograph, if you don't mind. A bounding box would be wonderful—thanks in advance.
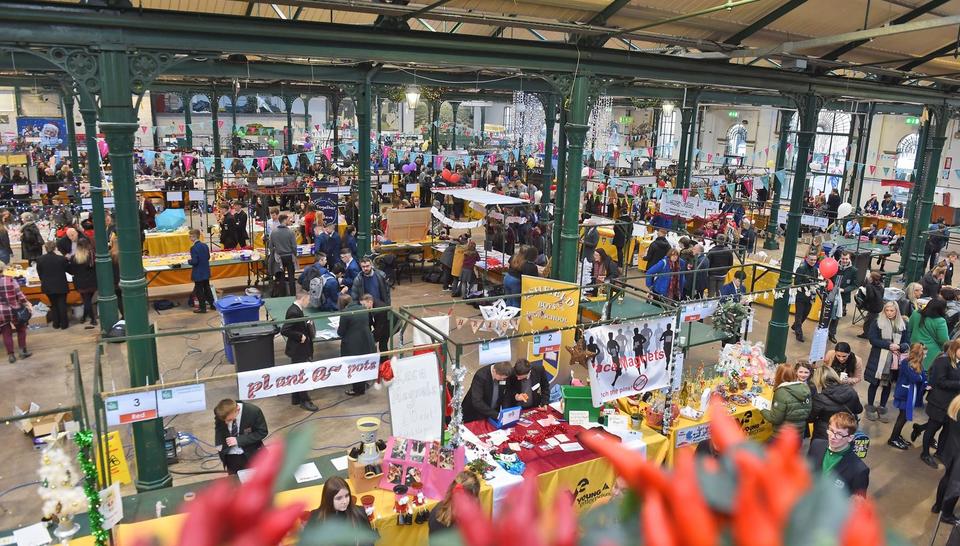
[99,482,123,529]
[532,331,561,355]
[388,353,443,442]
[238,353,380,400]
[521,277,580,383]
[104,392,158,426]
[156,383,207,418]
[478,339,512,365]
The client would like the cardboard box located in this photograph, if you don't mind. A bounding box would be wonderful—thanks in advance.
[15,403,73,439]
[347,457,382,494]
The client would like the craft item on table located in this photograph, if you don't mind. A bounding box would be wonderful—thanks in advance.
[644,392,680,428]
[717,341,773,380]
[465,458,496,481]
[360,494,376,523]
[491,448,525,475]
[679,406,703,420]
[393,484,413,525]
[478,298,520,321]
[347,417,386,479]
[411,483,429,524]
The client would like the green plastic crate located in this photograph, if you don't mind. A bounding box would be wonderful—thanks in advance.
[560,385,600,423]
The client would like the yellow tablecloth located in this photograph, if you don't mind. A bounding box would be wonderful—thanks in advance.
[144,231,192,256]
[730,261,821,322]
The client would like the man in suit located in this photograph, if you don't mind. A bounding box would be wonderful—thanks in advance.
[643,228,671,272]
[214,398,268,475]
[508,358,550,409]
[351,257,392,351]
[719,270,747,302]
[279,292,319,411]
[807,412,869,496]
[338,294,377,396]
[36,241,70,330]
[187,229,215,313]
[462,361,515,422]
[792,252,820,343]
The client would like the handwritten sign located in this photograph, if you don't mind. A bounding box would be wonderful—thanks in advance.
[237,353,380,400]
[388,353,443,442]
[659,194,720,218]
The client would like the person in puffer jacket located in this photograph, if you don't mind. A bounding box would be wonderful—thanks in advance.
[809,366,864,440]
[761,363,812,435]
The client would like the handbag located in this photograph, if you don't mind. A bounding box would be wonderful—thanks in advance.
[2,279,29,325]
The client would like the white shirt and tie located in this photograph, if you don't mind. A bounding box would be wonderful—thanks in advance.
[224,403,245,456]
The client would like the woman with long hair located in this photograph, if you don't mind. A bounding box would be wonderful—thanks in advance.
[933,393,960,525]
[109,233,123,318]
[822,341,863,386]
[428,470,480,537]
[307,476,374,542]
[592,248,619,285]
[908,297,950,371]
[809,366,863,440]
[899,282,923,318]
[69,238,98,327]
[0,222,12,265]
[864,301,911,421]
[887,343,928,450]
[916,339,960,468]
[645,248,686,301]
[795,360,816,394]
[759,363,812,435]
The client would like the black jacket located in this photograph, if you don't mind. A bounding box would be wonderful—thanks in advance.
[612,218,630,248]
[706,244,734,279]
[462,365,507,422]
[214,401,268,469]
[19,223,43,261]
[809,383,863,440]
[862,281,885,313]
[36,251,70,295]
[927,355,960,421]
[807,439,869,496]
[922,273,942,299]
[506,364,550,409]
[794,262,820,302]
[68,257,97,292]
[835,265,859,306]
[337,302,376,356]
[280,303,314,362]
[643,236,671,270]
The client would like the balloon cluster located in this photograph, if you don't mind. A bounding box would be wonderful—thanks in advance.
[819,257,839,291]
[441,168,461,184]
[401,163,416,174]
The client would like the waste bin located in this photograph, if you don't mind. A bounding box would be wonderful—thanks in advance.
[227,324,279,373]
[215,295,264,363]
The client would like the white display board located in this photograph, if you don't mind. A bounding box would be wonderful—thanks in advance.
[104,392,158,426]
[388,352,443,442]
[156,384,207,418]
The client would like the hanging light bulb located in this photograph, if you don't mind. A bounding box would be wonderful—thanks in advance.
[405,85,421,109]
[661,101,676,116]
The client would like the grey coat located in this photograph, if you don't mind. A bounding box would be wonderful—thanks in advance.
[267,224,298,275]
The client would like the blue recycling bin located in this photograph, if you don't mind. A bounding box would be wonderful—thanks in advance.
[215,295,264,364]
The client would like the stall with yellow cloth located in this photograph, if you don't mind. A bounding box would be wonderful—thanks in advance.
[144,230,193,256]
[727,261,821,322]
[141,250,262,287]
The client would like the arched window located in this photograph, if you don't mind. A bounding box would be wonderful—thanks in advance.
[896,133,919,173]
[725,122,748,157]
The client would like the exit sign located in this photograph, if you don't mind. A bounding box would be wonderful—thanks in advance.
[728,111,739,118]
[906,117,920,125]
[619,116,633,124]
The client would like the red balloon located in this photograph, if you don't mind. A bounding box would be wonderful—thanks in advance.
[819,257,839,279]
[442,171,451,182]
[450,173,461,184]
[825,278,835,292]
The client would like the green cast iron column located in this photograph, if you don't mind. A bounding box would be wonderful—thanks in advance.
[765,93,821,364]
[898,116,929,275]
[375,98,382,146]
[305,97,311,143]
[98,49,171,491]
[331,94,340,160]
[356,81,373,258]
[182,93,193,149]
[764,111,792,250]
[682,93,701,189]
[284,97,294,155]
[210,87,222,175]
[905,105,950,282]
[650,109,661,162]
[558,75,589,283]
[61,91,80,175]
[230,93,238,156]
[676,103,693,189]
[150,92,160,149]
[450,102,459,150]
[541,94,556,206]
[431,101,440,155]
[78,95,119,333]
[550,103,567,274]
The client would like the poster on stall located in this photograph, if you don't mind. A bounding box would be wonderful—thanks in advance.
[583,316,676,406]
[388,352,442,442]
[521,277,581,384]
[658,194,720,219]
[17,117,66,149]
[237,353,379,400]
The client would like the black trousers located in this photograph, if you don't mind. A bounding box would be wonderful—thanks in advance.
[193,279,215,311]
[889,409,908,441]
[936,459,959,515]
[867,370,897,408]
[273,255,296,297]
[793,298,813,333]
[223,453,249,475]
[79,290,97,323]
[47,293,69,329]
[863,312,879,337]
[924,416,949,457]
[290,353,313,404]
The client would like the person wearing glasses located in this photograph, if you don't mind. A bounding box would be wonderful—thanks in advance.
[807,412,869,496]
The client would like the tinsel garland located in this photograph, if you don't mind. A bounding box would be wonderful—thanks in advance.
[445,365,467,448]
[712,300,751,337]
[74,430,108,546]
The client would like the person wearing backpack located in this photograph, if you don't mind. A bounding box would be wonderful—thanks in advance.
[187,229,215,314]
[298,252,339,312]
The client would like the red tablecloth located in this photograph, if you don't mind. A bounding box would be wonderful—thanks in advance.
[464,407,601,475]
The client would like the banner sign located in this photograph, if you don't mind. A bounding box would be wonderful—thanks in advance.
[238,353,380,400]
[776,210,829,229]
[680,300,719,322]
[521,277,581,383]
[583,316,676,406]
[388,353,443,442]
[658,194,720,219]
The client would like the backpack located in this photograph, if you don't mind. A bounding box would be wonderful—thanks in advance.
[299,266,321,291]
[308,273,335,309]
[854,286,867,309]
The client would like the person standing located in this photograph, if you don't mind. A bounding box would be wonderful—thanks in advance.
[581,214,600,263]
[0,261,31,362]
[759,363,812,436]
[922,265,946,299]
[933,393,960,526]
[612,211,631,269]
[268,213,298,297]
[792,253,820,342]
[338,294,377,397]
[706,234,734,297]
[916,339,960,469]
[864,301,911,422]
[428,471,481,537]
[461,361,514,423]
[213,399,268,475]
[232,202,249,248]
[19,212,43,265]
[829,252,858,344]
[36,241,70,330]
[350,257,392,351]
[645,248,685,301]
[339,248,361,292]
[807,412,870,496]
[886,343,927,450]
[68,238,98,328]
[507,358,550,409]
[908,297,950,371]
[187,229,215,314]
[643,228,671,272]
[809,366,863,440]
[279,292,319,411]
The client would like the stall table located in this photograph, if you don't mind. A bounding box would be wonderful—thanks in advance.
[861,215,906,236]
[142,251,262,288]
[824,236,894,284]
[263,296,338,338]
[735,260,821,322]
[144,230,192,256]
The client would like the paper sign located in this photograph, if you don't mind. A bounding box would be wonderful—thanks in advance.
[559,442,584,452]
[568,410,590,426]
[532,331,561,355]
[237,353,380,400]
[584,316,676,406]
[675,422,711,448]
[166,191,182,201]
[12,522,52,546]
[330,455,349,471]
[104,391,158,426]
[381,183,393,194]
[478,339,512,365]
[607,414,629,430]
[406,183,419,192]
[237,468,255,483]
[411,315,449,347]
[388,352,443,442]
[808,327,829,362]
[294,462,322,483]
[99,482,123,530]
[752,396,771,411]
[156,383,207,418]
[187,190,205,201]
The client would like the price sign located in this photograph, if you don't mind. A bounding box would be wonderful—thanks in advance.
[532,331,561,355]
[157,383,207,418]
[104,392,158,426]
[675,422,711,448]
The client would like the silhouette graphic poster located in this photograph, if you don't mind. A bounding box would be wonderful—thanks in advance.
[583,316,675,406]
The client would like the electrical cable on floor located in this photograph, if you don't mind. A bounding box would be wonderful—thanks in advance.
[0,481,40,500]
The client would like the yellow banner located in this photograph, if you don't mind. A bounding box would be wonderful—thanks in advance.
[521,277,580,383]
[95,430,132,485]
[536,457,616,512]
[0,153,27,165]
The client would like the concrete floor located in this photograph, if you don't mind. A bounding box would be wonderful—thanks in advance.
[0,241,948,545]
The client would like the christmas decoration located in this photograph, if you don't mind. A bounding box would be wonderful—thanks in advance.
[711,299,751,337]
[444,364,467,447]
[510,92,545,152]
[565,338,596,368]
[74,430,108,546]
[37,432,87,542]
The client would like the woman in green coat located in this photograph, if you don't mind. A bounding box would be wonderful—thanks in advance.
[760,363,812,435]
[908,298,950,370]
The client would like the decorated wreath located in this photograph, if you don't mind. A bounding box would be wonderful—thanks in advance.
[712,299,751,337]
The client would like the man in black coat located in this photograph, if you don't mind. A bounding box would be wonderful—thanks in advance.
[507,358,550,409]
[55,227,85,259]
[338,294,377,396]
[214,399,268,475]
[612,212,632,269]
[828,252,858,344]
[807,412,869,496]
[36,241,70,330]
[792,252,820,342]
[706,235,735,297]
[643,228,671,272]
[462,361,515,422]
[279,292,318,411]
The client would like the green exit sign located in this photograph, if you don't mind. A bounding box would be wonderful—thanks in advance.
[619,116,633,124]
[906,117,920,125]
[728,111,739,118]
